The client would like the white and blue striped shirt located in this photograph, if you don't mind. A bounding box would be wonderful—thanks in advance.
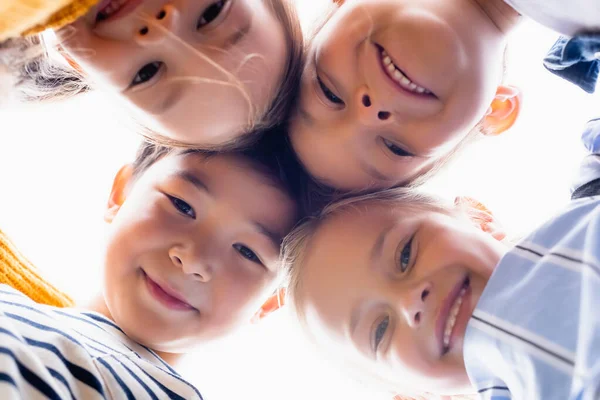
[464,119,600,399]
[0,285,203,399]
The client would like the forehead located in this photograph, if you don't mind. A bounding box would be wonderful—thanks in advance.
[143,152,297,232]
[300,206,396,325]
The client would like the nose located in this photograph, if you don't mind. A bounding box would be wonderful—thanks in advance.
[169,245,213,283]
[400,281,431,328]
[135,4,180,45]
[355,86,394,127]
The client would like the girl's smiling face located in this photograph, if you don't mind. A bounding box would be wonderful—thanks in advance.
[294,203,507,396]
[62,0,287,146]
[290,0,518,190]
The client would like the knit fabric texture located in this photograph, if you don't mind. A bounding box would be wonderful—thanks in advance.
[0,0,99,41]
[0,229,74,307]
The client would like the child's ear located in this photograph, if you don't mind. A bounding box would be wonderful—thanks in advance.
[454,196,507,241]
[105,165,134,223]
[250,288,286,324]
[482,85,522,136]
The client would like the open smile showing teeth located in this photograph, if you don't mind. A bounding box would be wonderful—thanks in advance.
[444,288,464,347]
[443,277,470,350]
[379,48,432,95]
[97,0,128,21]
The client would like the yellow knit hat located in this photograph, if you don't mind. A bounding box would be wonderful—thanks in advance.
[0,0,99,42]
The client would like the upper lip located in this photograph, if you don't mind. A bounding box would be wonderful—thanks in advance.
[146,271,197,310]
[376,44,432,94]
[95,0,145,25]
[435,276,468,354]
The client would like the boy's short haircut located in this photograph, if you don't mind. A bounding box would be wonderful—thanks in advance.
[130,126,310,218]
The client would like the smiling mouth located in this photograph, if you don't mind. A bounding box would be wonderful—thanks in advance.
[441,276,470,354]
[142,270,197,312]
[376,45,434,97]
[96,0,134,22]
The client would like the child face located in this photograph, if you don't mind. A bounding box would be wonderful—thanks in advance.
[63,0,287,146]
[103,152,297,352]
[290,0,508,190]
[296,203,506,396]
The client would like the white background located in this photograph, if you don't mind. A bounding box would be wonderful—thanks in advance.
[1,2,600,399]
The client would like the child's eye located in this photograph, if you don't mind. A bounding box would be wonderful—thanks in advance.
[197,0,228,29]
[167,195,196,219]
[383,138,414,158]
[131,62,163,86]
[398,236,414,273]
[373,315,389,352]
[233,244,263,265]
[317,76,345,106]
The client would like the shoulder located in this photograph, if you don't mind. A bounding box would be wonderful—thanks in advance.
[505,0,600,35]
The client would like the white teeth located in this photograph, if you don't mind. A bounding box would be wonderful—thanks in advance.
[101,0,127,18]
[442,287,467,348]
[380,50,430,95]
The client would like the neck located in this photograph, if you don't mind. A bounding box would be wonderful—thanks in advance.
[472,0,522,34]
[155,351,182,365]
[88,293,111,319]
[87,293,181,367]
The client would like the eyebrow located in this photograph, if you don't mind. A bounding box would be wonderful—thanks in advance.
[158,83,186,114]
[156,21,252,114]
[175,171,209,192]
[253,222,282,250]
[298,105,315,127]
[349,302,369,337]
[350,223,396,334]
[224,21,252,50]
[370,222,394,263]
[359,159,390,182]
[314,51,344,99]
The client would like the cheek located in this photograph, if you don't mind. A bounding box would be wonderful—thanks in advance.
[211,269,272,322]
[446,58,501,132]
[389,332,442,385]
[105,203,172,263]
[61,28,133,90]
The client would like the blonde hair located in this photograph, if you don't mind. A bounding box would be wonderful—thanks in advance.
[282,188,479,400]
[1,0,304,151]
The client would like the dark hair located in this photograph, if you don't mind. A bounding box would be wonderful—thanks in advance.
[250,124,349,219]
[130,131,302,211]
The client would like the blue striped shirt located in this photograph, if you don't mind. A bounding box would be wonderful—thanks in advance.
[0,285,203,400]
[464,120,600,399]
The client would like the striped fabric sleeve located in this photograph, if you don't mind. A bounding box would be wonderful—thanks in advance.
[0,313,69,400]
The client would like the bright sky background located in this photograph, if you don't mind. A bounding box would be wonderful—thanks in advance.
[1,2,600,399]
